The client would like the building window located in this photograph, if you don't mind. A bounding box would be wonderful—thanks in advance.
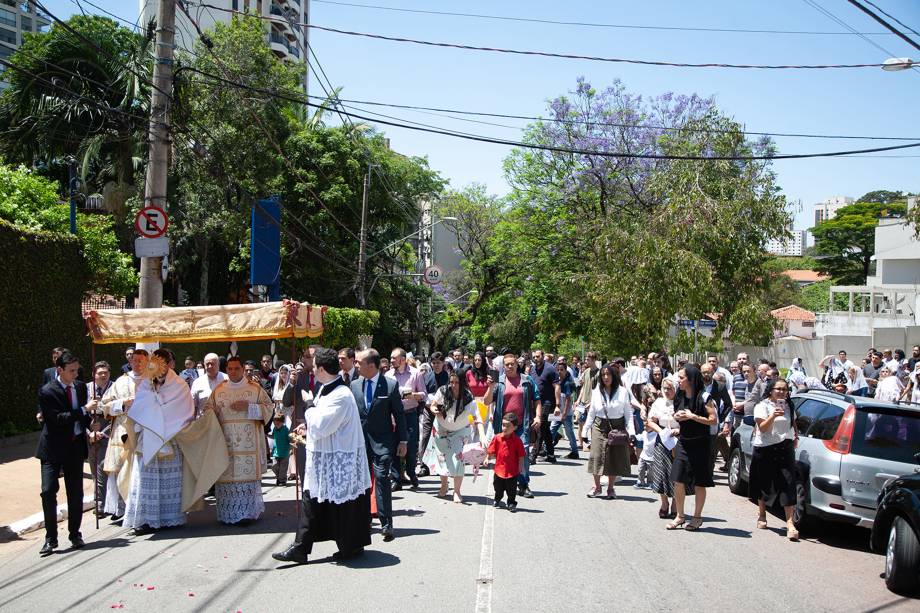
[0,28,14,45]
[0,9,16,28]
[21,15,30,31]
[801,321,815,327]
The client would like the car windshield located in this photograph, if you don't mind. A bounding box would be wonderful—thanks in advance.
[851,408,920,464]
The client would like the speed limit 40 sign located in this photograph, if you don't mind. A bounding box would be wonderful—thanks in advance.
[424,265,443,285]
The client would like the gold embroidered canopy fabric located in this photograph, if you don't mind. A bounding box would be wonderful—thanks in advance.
[85,300,325,344]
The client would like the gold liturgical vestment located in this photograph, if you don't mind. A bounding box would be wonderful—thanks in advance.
[205,379,274,483]
[100,372,142,474]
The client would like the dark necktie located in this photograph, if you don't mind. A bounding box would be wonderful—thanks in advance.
[66,385,79,440]
[365,379,374,410]
[343,371,351,385]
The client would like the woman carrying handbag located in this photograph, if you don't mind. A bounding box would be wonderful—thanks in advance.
[583,363,635,499]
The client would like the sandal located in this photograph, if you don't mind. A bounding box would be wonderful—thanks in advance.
[605,489,617,500]
[685,517,703,531]
[665,516,686,530]
[756,517,768,530]
[658,507,670,519]
[787,524,800,541]
[587,487,602,498]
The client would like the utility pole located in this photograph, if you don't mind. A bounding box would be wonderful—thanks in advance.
[356,163,371,307]
[138,0,176,309]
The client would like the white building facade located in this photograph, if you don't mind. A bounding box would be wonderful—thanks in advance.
[766,230,807,256]
[139,0,308,89]
[0,1,50,90]
[815,197,920,347]
[813,195,854,227]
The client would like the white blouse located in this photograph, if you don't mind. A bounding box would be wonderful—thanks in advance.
[648,397,677,430]
[431,388,480,433]
[752,399,796,447]
[583,386,635,438]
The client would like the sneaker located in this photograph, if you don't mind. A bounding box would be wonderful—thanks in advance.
[520,486,534,499]
[545,455,557,464]
[508,502,518,512]
[565,452,579,459]
[493,500,502,508]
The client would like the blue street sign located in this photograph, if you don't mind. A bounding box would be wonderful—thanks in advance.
[697,319,717,329]
[677,319,696,328]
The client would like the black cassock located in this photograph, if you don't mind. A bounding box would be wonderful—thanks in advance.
[294,377,372,555]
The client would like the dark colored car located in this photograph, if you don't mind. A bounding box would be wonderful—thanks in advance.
[871,466,920,594]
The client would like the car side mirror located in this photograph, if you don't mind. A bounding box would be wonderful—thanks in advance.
[742,415,755,427]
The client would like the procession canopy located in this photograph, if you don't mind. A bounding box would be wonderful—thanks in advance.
[85,300,326,344]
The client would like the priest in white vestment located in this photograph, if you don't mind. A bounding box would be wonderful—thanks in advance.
[204,356,274,525]
[122,349,194,535]
[100,348,148,518]
[272,347,371,565]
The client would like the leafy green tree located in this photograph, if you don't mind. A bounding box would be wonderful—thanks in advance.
[169,14,302,304]
[0,15,152,218]
[857,190,904,204]
[494,79,789,354]
[0,164,136,296]
[810,201,906,284]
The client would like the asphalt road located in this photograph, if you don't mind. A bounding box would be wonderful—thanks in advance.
[0,451,916,613]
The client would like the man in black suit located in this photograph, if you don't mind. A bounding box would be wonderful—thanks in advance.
[351,348,407,542]
[36,351,95,555]
[702,363,734,473]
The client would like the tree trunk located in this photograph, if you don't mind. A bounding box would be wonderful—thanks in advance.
[199,237,210,305]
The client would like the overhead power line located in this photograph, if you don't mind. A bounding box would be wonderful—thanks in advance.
[181,67,920,161]
[312,0,894,36]
[846,0,920,52]
[862,0,920,39]
[305,93,920,142]
[185,4,886,69]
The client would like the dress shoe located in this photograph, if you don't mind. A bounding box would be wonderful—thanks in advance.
[493,500,503,508]
[70,535,85,549]
[132,524,155,536]
[546,455,557,464]
[409,478,420,489]
[332,547,364,561]
[519,486,534,498]
[272,544,308,565]
[565,451,580,459]
[391,482,403,492]
[110,513,123,523]
[507,501,518,512]
[39,540,57,556]
[381,527,395,542]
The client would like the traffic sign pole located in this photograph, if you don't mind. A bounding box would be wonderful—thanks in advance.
[138,0,175,309]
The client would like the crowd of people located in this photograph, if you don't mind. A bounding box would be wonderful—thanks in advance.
[34,342,920,562]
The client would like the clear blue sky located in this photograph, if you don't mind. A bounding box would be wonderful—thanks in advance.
[49,1,920,235]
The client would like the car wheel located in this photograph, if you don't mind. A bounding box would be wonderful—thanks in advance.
[728,448,746,496]
[793,476,810,530]
[885,517,920,595]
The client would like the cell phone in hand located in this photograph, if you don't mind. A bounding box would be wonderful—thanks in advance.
[488,368,499,380]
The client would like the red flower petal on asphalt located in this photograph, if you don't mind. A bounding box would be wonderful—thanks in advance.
[146,586,155,591]
[188,592,195,597]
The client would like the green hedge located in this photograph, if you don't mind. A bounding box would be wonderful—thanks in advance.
[0,220,90,436]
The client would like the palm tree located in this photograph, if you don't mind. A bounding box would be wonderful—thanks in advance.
[0,15,152,217]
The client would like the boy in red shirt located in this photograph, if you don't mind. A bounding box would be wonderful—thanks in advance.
[487,413,527,512]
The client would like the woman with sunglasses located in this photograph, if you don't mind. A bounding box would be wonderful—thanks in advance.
[749,378,800,540]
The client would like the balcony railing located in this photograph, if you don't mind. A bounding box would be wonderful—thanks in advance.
[269,32,290,50]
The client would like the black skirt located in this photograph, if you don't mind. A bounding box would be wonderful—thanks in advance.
[670,436,714,491]
[748,439,797,507]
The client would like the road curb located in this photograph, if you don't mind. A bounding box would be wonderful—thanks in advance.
[1,495,94,539]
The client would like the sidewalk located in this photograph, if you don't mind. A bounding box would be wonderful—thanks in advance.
[0,432,94,541]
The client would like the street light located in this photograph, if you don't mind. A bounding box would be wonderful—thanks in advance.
[366,216,458,260]
[882,57,916,71]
